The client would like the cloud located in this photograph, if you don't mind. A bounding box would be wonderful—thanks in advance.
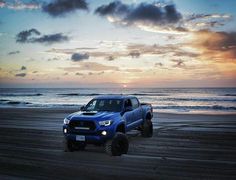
[75,72,84,76]
[95,1,233,33]
[95,1,128,16]
[15,73,26,77]
[129,51,140,58]
[21,66,26,70]
[62,62,119,72]
[0,0,5,8]
[122,69,142,73]
[71,53,89,61]
[186,14,231,22]
[184,13,232,31]
[16,28,69,44]
[173,50,199,58]
[88,71,104,76]
[33,33,69,44]
[172,59,186,68]
[47,47,127,60]
[8,50,20,55]
[95,1,183,33]
[191,30,236,60]
[0,0,40,10]
[47,57,60,61]
[48,42,200,62]
[127,43,199,58]
[155,62,163,67]
[16,28,40,43]
[197,31,236,51]
[42,0,88,17]
[107,55,115,61]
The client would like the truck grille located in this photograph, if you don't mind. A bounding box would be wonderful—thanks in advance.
[69,120,96,131]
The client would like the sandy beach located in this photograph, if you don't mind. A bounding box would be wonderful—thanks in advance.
[0,108,236,179]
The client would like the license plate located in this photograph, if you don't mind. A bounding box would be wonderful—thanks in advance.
[76,135,85,141]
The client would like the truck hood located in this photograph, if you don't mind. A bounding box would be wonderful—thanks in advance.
[67,111,120,121]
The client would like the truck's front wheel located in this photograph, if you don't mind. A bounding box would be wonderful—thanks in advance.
[64,139,75,152]
[64,139,86,152]
[141,119,153,137]
[105,132,129,156]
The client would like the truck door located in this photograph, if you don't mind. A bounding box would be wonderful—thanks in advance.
[123,98,133,130]
[131,98,143,127]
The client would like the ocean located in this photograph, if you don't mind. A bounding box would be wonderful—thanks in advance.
[0,88,236,114]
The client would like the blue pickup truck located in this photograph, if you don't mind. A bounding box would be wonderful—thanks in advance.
[63,95,153,156]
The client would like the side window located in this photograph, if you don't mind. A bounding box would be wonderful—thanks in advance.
[124,99,132,107]
[131,98,139,109]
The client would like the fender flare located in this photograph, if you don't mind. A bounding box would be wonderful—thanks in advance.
[143,111,152,121]
[114,120,126,133]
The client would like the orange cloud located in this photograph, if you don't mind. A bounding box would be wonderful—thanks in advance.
[191,30,236,61]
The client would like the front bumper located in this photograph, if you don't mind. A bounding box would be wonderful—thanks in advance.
[63,124,115,144]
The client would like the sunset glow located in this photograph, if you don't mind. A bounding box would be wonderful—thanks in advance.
[0,0,236,88]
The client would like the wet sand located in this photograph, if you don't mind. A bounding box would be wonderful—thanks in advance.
[0,108,236,179]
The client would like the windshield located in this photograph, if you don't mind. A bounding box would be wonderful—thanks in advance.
[84,99,123,112]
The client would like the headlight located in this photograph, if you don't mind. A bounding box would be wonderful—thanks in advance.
[64,118,70,125]
[99,120,113,126]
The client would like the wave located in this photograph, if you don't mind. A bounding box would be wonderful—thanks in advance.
[57,93,101,96]
[153,105,236,111]
[0,99,8,102]
[131,93,169,96]
[57,93,169,97]
[0,99,32,105]
[224,94,236,97]
[164,97,236,102]
[0,93,43,97]
[0,99,80,107]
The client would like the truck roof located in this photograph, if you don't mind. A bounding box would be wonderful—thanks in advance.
[94,95,135,100]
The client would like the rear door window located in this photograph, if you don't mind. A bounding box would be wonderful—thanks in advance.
[131,98,139,109]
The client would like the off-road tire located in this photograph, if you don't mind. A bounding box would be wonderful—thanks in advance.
[64,139,75,152]
[105,132,129,156]
[141,119,153,138]
[74,142,86,151]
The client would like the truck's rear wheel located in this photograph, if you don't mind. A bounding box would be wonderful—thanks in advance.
[141,119,153,138]
[105,132,129,156]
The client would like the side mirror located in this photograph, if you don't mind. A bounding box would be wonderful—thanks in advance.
[124,106,133,112]
[80,105,85,111]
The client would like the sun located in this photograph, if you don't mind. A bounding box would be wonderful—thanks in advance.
[122,84,127,88]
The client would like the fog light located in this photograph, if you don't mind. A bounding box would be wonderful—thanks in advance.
[64,128,67,133]
[101,131,107,136]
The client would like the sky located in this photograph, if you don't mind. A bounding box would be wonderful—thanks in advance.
[0,0,236,88]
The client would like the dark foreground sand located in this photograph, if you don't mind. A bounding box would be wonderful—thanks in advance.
[0,108,236,180]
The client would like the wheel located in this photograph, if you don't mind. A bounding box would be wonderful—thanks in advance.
[74,141,86,151]
[105,132,129,156]
[64,139,75,152]
[141,119,153,138]
[64,139,86,152]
